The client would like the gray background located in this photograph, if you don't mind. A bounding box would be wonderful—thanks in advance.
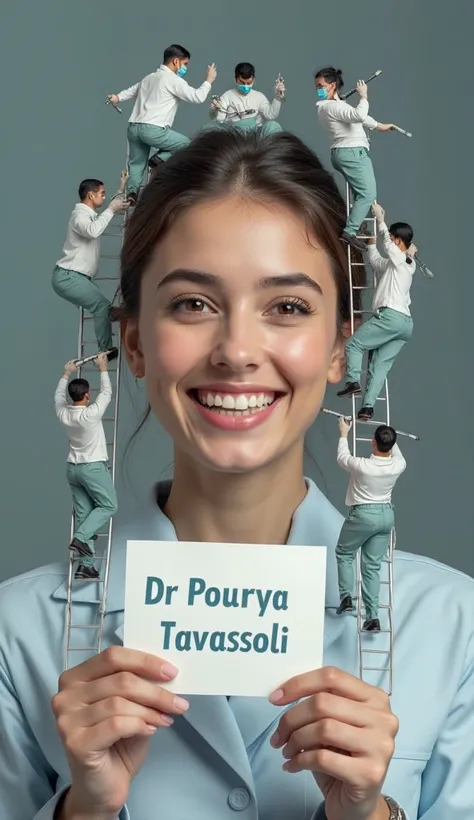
[1,1,472,582]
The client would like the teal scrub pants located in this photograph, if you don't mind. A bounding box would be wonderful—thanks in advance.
[127,123,190,193]
[203,116,282,136]
[52,266,113,352]
[67,462,118,566]
[331,147,377,236]
[345,307,414,408]
[336,503,394,620]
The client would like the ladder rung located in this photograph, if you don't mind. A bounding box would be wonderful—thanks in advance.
[355,437,373,442]
[361,665,391,672]
[103,232,124,237]
[68,646,100,652]
[74,578,103,583]
[349,262,367,267]
[95,276,119,281]
[361,648,391,655]
[70,624,102,630]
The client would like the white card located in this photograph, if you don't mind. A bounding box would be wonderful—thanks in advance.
[124,540,327,697]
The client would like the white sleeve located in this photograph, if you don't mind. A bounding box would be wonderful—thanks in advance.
[70,208,115,239]
[378,222,408,267]
[81,372,112,422]
[172,77,212,104]
[53,377,69,421]
[336,438,365,473]
[117,81,140,102]
[215,91,230,121]
[366,245,390,275]
[391,443,407,474]
[257,93,281,120]
[329,98,377,126]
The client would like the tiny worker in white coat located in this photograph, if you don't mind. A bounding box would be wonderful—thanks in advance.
[54,352,118,580]
[314,66,395,253]
[107,44,217,202]
[335,416,406,631]
[337,202,416,420]
[52,173,128,356]
[209,62,285,135]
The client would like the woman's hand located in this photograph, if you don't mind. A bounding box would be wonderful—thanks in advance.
[52,647,189,817]
[269,667,398,820]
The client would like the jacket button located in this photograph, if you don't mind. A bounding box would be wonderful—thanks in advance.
[228,788,251,811]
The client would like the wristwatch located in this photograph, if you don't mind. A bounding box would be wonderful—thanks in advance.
[313,796,406,820]
[383,795,406,819]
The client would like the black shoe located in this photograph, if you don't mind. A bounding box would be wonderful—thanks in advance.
[362,618,381,632]
[126,191,138,205]
[148,153,164,169]
[336,595,353,615]
[69,537,94,558]
[358,406,374,420]
[337,382,361,398]
[75,564,100,581]
[341,231,367,253]
[105,347,119,362]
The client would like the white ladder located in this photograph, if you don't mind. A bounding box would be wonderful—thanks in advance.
[63,185,130,671]
[345,184,394,695]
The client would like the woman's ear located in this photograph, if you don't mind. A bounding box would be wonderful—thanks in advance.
[327,336,345,385]
[121,319,145,378]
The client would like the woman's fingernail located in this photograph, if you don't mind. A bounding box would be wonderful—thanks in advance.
[282,761,292,772]
[160,662,179,680]
[146,724,157,733]
[269,688,284,704]
[270,730,281,748]
[282,744,291,759]
[160,715,174,726]
[173,695,190,712]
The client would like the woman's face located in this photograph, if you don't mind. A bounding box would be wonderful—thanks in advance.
[124,196,344,473]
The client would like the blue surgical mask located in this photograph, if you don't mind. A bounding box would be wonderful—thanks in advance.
[177,65,187,78]
[237,84,252,95]
[316,87,329,100]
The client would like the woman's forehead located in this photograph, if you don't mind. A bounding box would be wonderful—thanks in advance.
[146,198,335,291]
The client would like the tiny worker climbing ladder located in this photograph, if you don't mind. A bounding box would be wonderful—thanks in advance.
[343,186,396,694]
[63,175,129,671]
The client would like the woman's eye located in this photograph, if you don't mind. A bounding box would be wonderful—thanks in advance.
[174,298,211,313]
[269,300,312,316]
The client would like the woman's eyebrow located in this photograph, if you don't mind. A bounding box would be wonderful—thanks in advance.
[157,269,323,296]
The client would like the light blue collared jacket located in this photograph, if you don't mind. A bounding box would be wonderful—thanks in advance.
[0,480,473,820]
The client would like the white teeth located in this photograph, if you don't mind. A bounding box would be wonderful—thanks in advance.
[195,390,276,412]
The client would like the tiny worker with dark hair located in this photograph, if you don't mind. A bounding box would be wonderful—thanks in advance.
[335,416,406,632]
[209,61,285,134]
[52,173,129,356]
[54,353,118,580]
[338,201,417,420]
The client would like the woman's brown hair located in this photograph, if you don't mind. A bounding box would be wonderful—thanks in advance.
[112,128,365,325]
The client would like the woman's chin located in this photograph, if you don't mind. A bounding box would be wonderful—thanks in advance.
[189,440,281,475]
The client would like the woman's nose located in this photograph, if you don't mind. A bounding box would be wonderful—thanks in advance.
[209,315,266,372]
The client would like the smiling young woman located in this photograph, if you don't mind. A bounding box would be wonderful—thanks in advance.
[0,129,473,820]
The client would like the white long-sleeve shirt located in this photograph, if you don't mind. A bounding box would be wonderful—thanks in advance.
[316,95,378,150]
[367,222,416,316]
[54,372,112,463]
[118,64,211,127]
[56,203,115,278]
[337,437,406,506]
[214,88,281,126]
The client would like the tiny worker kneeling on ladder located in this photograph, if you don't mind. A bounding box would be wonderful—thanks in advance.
[338,201,416,420]
[52,174,129,358]
[208,62,285,136]
[54,353,118,581]
[314,67,395,253]
[107,44,217,204]
[335,416,406,632]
